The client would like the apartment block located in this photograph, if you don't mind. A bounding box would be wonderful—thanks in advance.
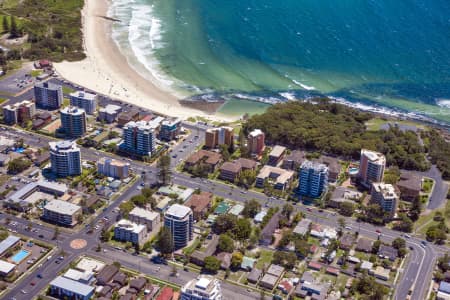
[120,120,156,156]
[205,127,234,149]
[256,165,294,191]
[268,145,286,166]
[159,118,181,141]
[181,275,222,300]
[371,182,399,217]
[60,107,87,138]
[43,199,82,227]
[248,129,265,156]
[97,157,130,179]
[298,160,328,198]
[49,140,82,177]
[34,82,63,109]
[3,100,35,124]
[358,149,386,188]
[114,219,148,245]
[129,207,161,236]
[164,204,193,249]
[69,91,97,115]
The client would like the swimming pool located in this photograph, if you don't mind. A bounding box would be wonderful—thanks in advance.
[11,249,30,264]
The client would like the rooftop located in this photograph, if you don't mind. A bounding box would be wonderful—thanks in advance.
[49,140,80,152]
[235,158,257,169]
[129,207,159,221]
[165,204,192,218]
[70,91,96,100]
[0,260,16,274]
[115,219,146,234]
[301,160,328,172]
[185,192,213,214]
[372,182,398,198]
[100,104,122,114]
[61,106,86,116]
[257,165,294,185]
[50,276,95,297]
[249,129,264,137]
[0,235,21,256]
[361,149,386,164]
[269,145,286,158]
[220,161,241,173]
[44,200,81,215]
[293,218,312,235]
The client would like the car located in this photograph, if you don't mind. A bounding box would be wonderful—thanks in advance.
[306,208,312,212]
[55,260,61,264]
[21,290,27,294]
[404,234,411,238]
[345,226,352,230]
[30,281,36,286]
[409,246,414,250]
[421,241,427,246]
[375,229,381,233]
[37,274,42,278]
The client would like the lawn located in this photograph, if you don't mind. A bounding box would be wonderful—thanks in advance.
[365,117,427,131]
[421,178,434,193]
[415,199,450,236]
[255,249,274,269]
[62,86,75,95]
[0,97,7,104]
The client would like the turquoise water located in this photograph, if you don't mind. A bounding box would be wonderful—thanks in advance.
[110,0,450,123]
[11,249,30,264]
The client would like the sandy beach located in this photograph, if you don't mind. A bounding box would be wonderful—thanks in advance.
[54,0,231,121]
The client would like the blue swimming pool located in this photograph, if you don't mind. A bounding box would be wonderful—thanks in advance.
[11,249,30,264]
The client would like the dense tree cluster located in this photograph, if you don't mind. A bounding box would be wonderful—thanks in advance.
[244,100,429,171]
[350,272,389,299]
[6,0,85,61]
[424,129,450,179]
[7,158,31,174]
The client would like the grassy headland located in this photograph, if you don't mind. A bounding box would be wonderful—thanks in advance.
[243,99,432,172]
[0,0,85,61]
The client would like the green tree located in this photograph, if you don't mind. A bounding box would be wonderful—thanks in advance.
[281,203,294,219]
[2,16,8,33]
[295,239,310,258]
[339,202,355,217]
[231,252,243,269]
[218,234,234,253]
[372,240,381,254]
[157,154,171,186]
[7,158,31,174]
[392,213,413,232]
[10,16,19,38]
[234,218,251,240]
[242,199,261,218]
[272,251,297,269]
[156,228,174,255]
[213,214,237,234]
[219,144,230,161]
[278,231,292,249]
[100,227,110,242]
[392,238,406,250]
[204,256,221,273]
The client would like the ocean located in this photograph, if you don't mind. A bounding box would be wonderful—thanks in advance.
[109,0,450,123]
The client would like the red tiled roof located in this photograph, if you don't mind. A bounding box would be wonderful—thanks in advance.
[156,287,173,300]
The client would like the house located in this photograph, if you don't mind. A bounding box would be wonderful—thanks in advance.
[267,264,284,278]
[254,211,267,223]
[216,252,232,270]
[112,272,128,286]
[326,267,340,276]
[184,150,222,172]
[259,212,282,245]
[439,282,450,299]
[282,150,305,170]
[247,268,262,283]
[185,192,213,221]
[241,256,257,271]
[373,266,390,281]
[128,277,147,294]
[360,260,373,271]
[356,237,373,253]
[378,245,398,261]
[301,271,314,283]
[293,218,312,236]
[259,273,279,290]
[328,187,361,209]
[118,110,140,126]
[278,279,294,294]
[156,287,174,300]
[96,265,119,285]
[228,204,244,216]
[397,171,421,201]
[339,233,355,250]
[308,261,322,271]
[0,260,16,277]
[190,235,219,266]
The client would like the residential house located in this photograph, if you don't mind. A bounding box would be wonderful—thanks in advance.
[259,212,282,245]
[339,233,355,250]
[184,150,222,173]
[378,245,398,261]
[356,238,373,253]
[185,192,213,221]
[247,268,262,284]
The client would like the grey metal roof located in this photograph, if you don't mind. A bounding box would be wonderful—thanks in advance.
[50,276,94,296]
[0,235,20,256]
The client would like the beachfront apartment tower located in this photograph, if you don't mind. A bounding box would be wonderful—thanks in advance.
[159,118,181,141]
[205,127,234,149]
[164,204,193,249]
[120,121,156,156]
[69,91,97,115]
[49,140,82,177]
[3,100,36,125]
[298,160,329,198]
[181,275,222,300]
[371,182,399,217]
[248,129,265,156]
[358,149,386,188]
[60,107,87,138]
[34,82,63,109]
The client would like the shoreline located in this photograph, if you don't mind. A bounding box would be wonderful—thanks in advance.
[53,0,236,122]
